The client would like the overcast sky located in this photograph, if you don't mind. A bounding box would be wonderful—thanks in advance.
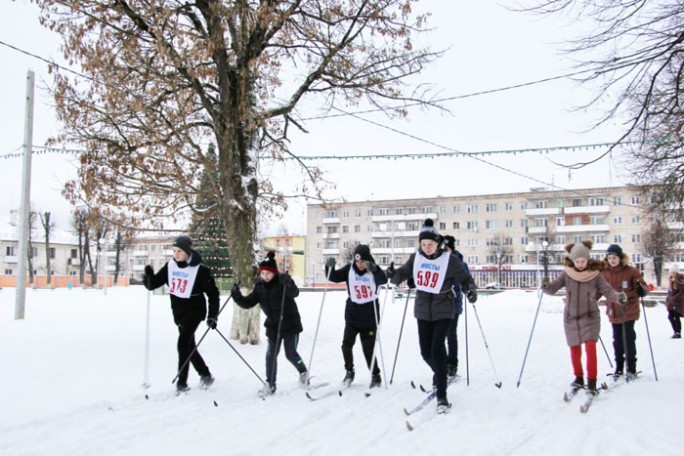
[0,1,630,236]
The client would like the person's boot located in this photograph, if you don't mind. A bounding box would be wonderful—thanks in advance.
[447,364,458,378]
[369,374,382,389]
[298,371,310,389]
[436,397,451,414]
[199,374,215,390]
[570,376,584,390]
[342,370,355,387]
[586,379,599,396]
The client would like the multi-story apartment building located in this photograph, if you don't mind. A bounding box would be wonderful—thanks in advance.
[261,235,306,285]
[305,186,681,287]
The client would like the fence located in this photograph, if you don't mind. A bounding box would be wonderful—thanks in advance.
[0,275,130,288]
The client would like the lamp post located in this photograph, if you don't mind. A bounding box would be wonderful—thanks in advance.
[528,241,540,288]
[495,245,502,286]
[541,240,549,279]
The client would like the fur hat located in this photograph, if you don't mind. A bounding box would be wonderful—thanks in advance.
[671,263,680,274]
[353,244,374,262]
[566,240,593,261]
[258,251,278,274]
[172,235,193,256]
[606,244,624,259]
[419,218,441,243]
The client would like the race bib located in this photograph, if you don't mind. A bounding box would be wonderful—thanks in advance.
[167,261,200,299]
[412,251,449,294]
[348,267,378,304]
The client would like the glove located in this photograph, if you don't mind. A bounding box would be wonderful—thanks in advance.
[230,283,241,298]
[406,277,416,289]
[279,273,293,287]
[541,276,550,289]
[617,292,628,305]
[206,317,217,329]
[325,257,336,269]
[636,283,646,297]
[144,265,153,277]
[365,261,378,273]
[466,284,477,303]
[385,261,395,279]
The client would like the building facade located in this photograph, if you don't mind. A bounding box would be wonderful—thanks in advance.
[306,186,682,287]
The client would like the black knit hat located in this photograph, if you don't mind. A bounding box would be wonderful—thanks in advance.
[606,244,624,259]
[353,244,374,262]
[442,235,456,252]
[172,235,193,256]
[419,218,441,243]
[258,251,278,274]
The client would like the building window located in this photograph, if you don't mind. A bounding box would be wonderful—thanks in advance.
[467,255,478,264]
[505,202,513,211]
[589,215,604,225]
[453,205,460,213]
[520,219,528,228]
[30,247,38,258]
[466,204,478,214]
[557,235,565,244]
[520,201,528,210]
[505,219,513,228]
[6,246,15,256]
[572,198,582,207]
[4,269,12,275]
[592,234,605,244]
[326,210,338,218]
[485,203,497,212]
[632,215,640,224]
[439,206,447,214]
[421,206,433,214]
[316,226,322,234]
[354,225,361,233]
[535,218,548,227]
[572,217,583,225]
[613,216,622,224]
[632,234,641,243]
[589,197,604,206]
[613,196,622,205]
[467,238,478,247]
[378,208,389,216]
[534,200,547,209]
[613,234,622,243]
[49,248,56,259]
[485,220,497,229]
[354,209,361,218]
[466,221,478,231]
[71,249,77,258]
[395,207,403,215]
[342,225,349,233]
[631,196,641,205]
[452,222,460,229]
[439,222,446,230]
[521,237,528,246]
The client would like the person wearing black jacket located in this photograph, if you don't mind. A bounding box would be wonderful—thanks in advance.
[143,235,220,393]
[326,244,388,388]
[231,251,308,397]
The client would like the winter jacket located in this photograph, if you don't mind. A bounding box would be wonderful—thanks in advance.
[144,250,220,326]
[666,273,684,315]
[231,274,303,339]
[390,249,475,321]
[328,262,389,329]
[544,257,621,346]
[599,255,648,324]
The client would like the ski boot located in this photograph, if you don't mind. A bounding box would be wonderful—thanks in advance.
[258,383,276,398]
[369,374,382,389]
[199,375,214,390]
[342,370,355,387]
[176,383,191,395]
[586,379,599,396]
[299,371,310,389]
[570,376,584,391]
[436,397,452,414]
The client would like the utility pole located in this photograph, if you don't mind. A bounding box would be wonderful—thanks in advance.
[15,70,35,320]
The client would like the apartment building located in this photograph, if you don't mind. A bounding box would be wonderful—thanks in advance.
[261,235,306,285]
[305,186,682,287]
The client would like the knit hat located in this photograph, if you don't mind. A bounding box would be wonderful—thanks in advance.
[567,240,592,261]
[442,235,456,252]
[671,263,680,273]
[419,218,441,243]
[353,244,374,262]
[606,244,624,259]
[258,251,278,274]
[172,235,193,256]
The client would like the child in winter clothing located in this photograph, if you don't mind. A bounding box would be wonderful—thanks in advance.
[442,235,467,378]
[231,251,308,396]
[325,244,388,388]
[143,235,220,393]
[543,240,626,395]
[666,263,684,338]
[387,219,477,411]
[599,244,649,379]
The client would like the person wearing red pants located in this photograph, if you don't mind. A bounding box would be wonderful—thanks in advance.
[542,240,626,395]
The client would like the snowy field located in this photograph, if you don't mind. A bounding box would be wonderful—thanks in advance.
[0,286,680,455]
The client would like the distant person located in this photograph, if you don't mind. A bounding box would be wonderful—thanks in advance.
[143,235,219,394]
[325,244,388,389]
[666,264,684,339]
[542,240,626,395]
[599,244,648,379]
[441,235,467,378]
[386,219,477,413]
[231,251,308,397]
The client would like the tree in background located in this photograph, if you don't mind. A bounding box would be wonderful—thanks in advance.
[39,211,53,286]
[36,0,441,290]
[641,217,677,287]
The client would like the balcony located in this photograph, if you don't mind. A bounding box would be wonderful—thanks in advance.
[132,250,149,256]
[322,233,340,239]
[322,217,340,224]
[564,205,610,215]
[322,249,340,255]
[3,255,18,264]
[556,224,610,233]
[527,226,549,234]
[371,247,415,255]
[525,208,561,216]
[372,213,437,223]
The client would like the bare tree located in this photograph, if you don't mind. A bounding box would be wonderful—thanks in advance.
[488,234,514,285]
[27,211,37,285]
[36,0,441,287]
[39,212,54,286]
[515,1,684,216]
[641,216,677,287]
[112,228,133,285]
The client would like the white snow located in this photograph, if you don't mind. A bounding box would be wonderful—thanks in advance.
[0,286,680,455]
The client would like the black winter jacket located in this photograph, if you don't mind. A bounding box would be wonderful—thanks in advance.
[232,274,303,339]
[144,251,220,326]
[327,263,388,329]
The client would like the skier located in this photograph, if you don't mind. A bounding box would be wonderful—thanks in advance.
[386,219,477,412]
[666,263,684,339]
[599,244,648,379]
[143,235,219,393]
[542,240,626,395]
[325,244,388,389]
[441,235,467,378]
[230,251,308,397]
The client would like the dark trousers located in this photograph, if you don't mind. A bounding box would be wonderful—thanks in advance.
[177,320,210,386]
[265,334,306,387]
[446,313,461,368]
[668,309,682,334]
[417,318,452,400]
[611,320,637,373]
[341,324,380,376]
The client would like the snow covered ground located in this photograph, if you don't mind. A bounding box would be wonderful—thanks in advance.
[0,286,680,455]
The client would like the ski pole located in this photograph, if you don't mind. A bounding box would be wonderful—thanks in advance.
[516,287,544,388]
[267,279,289,388]
[172,293,233,384]
[143,289,151,389]
[471,302,502,388]
[464,286,470,386]
[369,284,390,389]
[389,288,411,384]
[306,265,333,378]
[598,335,613,368]
[619,281,631,372]
[640,296,659,381]
[214,327,265,384]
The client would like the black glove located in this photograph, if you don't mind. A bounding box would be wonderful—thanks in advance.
[206,317,218,329]
[617,292,628,305]
[541,276,550,289]
[365,261,378,273]
[385,261,395,279]
[143,265,154,289]
[466,284,478,303]
[231,283,241,298]
[325,257,336,269]
[144,265,153,277]
[406,277,416,289]
[279,273,293,287]
[636,283,646,297]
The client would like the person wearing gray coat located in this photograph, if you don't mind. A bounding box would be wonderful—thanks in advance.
[543,240,626,395]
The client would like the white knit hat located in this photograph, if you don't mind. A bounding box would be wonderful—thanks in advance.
[671,263,680,273]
